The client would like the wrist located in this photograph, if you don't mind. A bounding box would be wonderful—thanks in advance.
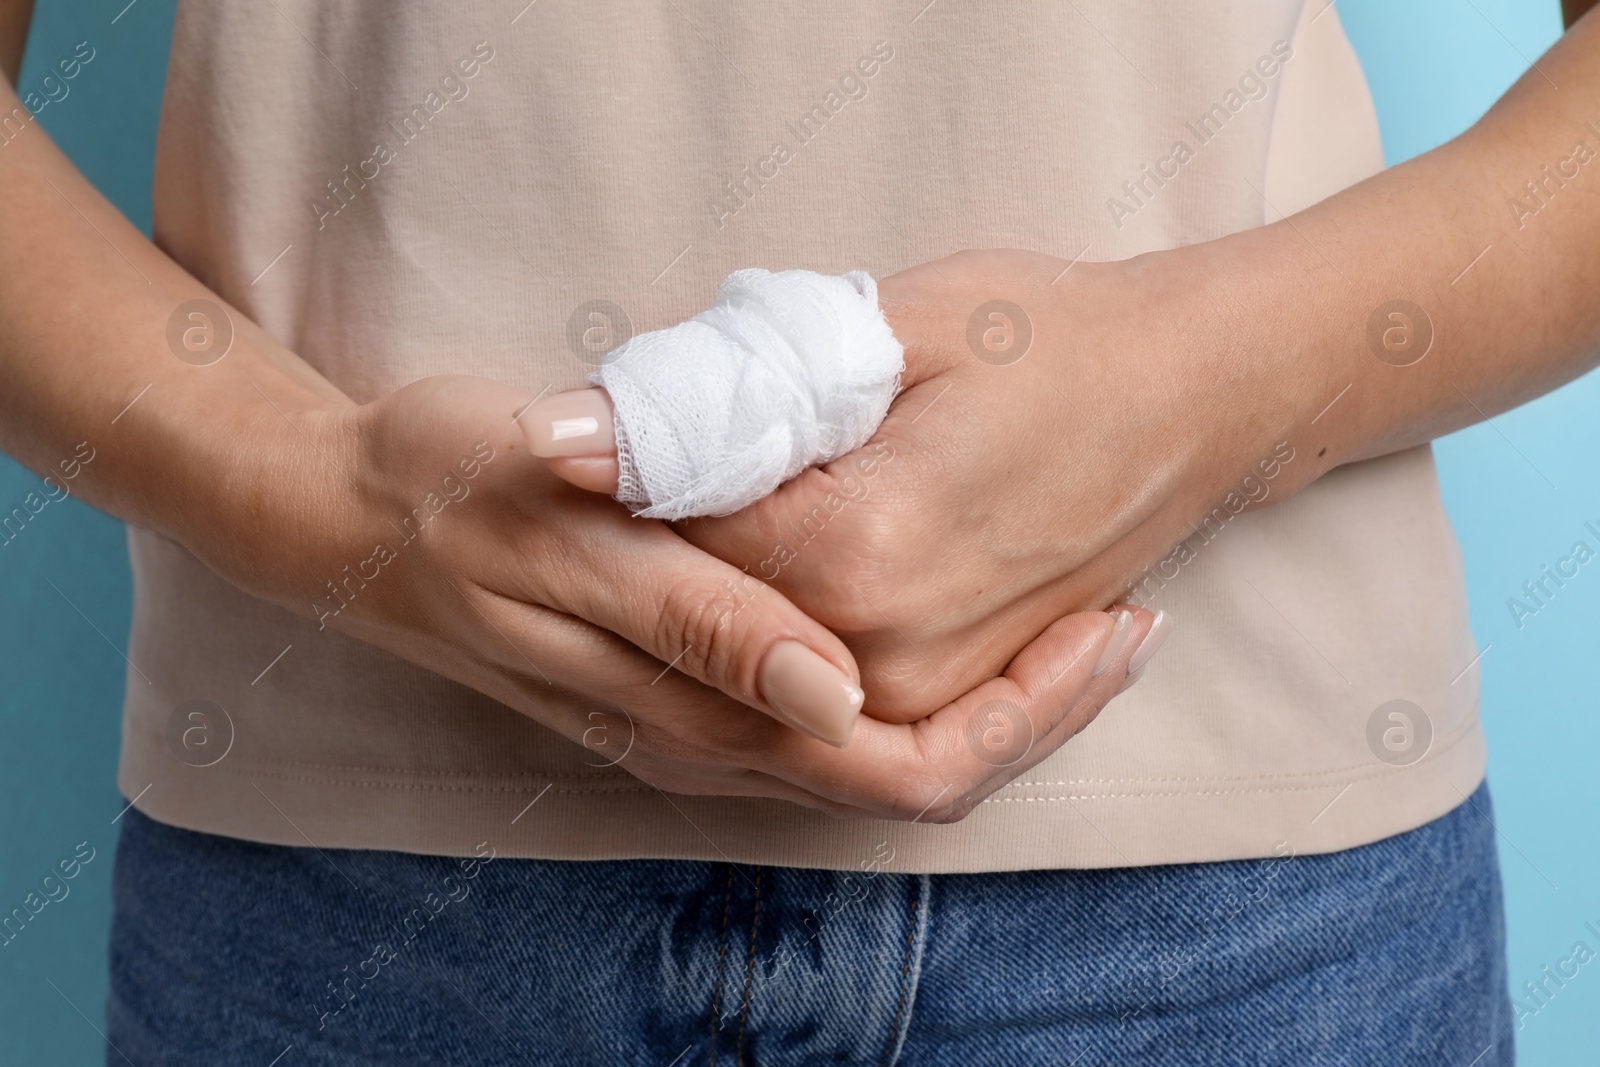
[158,377,362,615]
[1159,223,1367,502]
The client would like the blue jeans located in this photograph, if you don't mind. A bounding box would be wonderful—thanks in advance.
[107,781,1512,1066]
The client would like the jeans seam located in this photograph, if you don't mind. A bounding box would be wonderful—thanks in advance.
[734,867,764,1066]
[709,864,735,1067]
[878,876,924,1067]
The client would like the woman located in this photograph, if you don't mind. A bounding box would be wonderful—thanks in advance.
[2,0,1591,1062]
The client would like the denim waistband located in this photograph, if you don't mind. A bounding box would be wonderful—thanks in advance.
[106,780,1510,1066]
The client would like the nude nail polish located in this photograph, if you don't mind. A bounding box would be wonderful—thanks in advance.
[1091,610,1134,677]
[522,388,616,458]
[758,641,865,748]
[1126,609,1170,675]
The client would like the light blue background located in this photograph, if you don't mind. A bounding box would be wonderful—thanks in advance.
[0,0,1593,1062]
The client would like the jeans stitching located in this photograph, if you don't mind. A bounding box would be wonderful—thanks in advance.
[734,867,764,1066]
[879,877,922,1067]
[709,864,735,1067]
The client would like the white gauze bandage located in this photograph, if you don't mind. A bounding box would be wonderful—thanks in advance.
[588,268,904,520]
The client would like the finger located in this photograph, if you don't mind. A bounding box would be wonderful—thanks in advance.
[916,605,1162,816]
[424,591,872,817]
[545,454,619,493]
[521,387,620,493]
[346,376,876,788]
[748,607,1165,821]
[507,503,869,748]
[675,376,937,580]
[508,386,869,746]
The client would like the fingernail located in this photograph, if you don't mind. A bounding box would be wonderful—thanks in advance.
[1091,610,1134,677]
[1126,609,1170,674]
[1116,666,1146,695]
[758,640,865,748]
[522,388,615,458]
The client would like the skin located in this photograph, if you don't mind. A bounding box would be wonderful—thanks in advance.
[0,0,29,87]
[0,7,1148,824]
[5,8,1599,818]
[672,10,1600,720]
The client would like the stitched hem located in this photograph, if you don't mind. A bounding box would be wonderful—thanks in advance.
[135,717,1480,802]
[878,875,923,1067]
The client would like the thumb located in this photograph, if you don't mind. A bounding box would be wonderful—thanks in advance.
[520,387,621,495]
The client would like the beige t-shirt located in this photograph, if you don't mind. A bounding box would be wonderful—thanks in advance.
[121,0,1485,871]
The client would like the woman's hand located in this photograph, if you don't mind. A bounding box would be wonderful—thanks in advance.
[678,2,1600,725]
[189,372,1155,821]
[206,373,878,747]
[0,91,1162,819]
[675,247,1300,722]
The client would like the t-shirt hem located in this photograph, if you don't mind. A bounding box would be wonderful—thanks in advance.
[120,722,1487,874]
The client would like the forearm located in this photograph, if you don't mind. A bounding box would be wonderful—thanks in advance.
[1187,9,1600,477]
[0,0,31,86]
[0,78,353,574]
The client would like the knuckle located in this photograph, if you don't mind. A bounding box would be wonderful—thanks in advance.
[806,537,903,638]
[841,505,902,571]
[816,590,882,639]
[1063,696,1108,740]
[920,803,966,825]
[654,576,745,687]
[943,248,990,278]
[770,483,917,635]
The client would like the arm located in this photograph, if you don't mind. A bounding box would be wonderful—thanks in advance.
[677,9,1600,721]
[0,0,350,560]
[0,19,360,595]
[0,23,1142,821]
[1212,5,1600,472]
[0,61,855,749]
[0,0,31,86]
